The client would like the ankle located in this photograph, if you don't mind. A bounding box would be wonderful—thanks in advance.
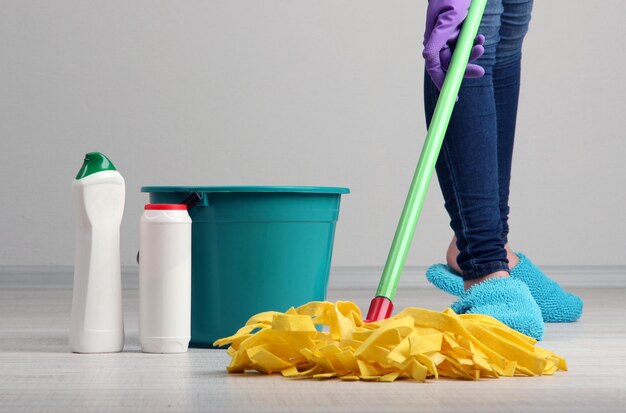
[446,238,463,275]
[448,235,520,272]
[505,245,520,269]
[463,270,509,291]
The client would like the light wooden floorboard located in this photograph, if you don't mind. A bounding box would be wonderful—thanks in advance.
[1,272,625,412]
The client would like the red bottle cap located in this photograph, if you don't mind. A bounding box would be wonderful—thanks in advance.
[144,204,188,210]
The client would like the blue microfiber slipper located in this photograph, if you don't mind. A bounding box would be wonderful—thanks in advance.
[511,253,583,323]
[426,263,465,296]
[425,253,584,323]
[451,277,544,340]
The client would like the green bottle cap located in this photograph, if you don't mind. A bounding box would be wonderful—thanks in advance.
[75,152,117,179]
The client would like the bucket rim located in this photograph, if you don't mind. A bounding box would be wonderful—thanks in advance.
[141,185,350,194]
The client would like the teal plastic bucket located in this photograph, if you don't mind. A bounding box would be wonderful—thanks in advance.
[141,186,349,348]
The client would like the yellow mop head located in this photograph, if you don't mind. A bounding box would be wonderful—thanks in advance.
[213,301,567,382]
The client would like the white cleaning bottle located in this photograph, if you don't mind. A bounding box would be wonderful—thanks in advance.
[70,152,125,353]
[139,204,192,353]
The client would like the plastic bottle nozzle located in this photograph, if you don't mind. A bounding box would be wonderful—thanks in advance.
[75,152,117,179]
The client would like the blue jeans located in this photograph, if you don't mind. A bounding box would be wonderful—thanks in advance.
[424,0,534,281]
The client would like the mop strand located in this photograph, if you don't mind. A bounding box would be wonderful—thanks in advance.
[214,301,566,382]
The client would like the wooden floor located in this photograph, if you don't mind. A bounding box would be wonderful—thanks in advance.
[1,272,625,412]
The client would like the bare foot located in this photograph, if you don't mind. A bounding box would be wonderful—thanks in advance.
[446,238,463,274]
[463,270,509,291]
[446,236,520,275]
[504,243,520,268]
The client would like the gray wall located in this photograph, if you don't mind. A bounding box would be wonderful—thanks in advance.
[1,1,625,268]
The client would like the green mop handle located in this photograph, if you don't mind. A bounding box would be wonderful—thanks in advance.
[375,0,487,300]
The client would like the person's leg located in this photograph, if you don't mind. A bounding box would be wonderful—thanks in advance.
[494,0,533,245]
[444,0,533,275]
[447,236,518,275]
[493,1,581,323]
[423,1,544,337]
[425,0,581,326]
[424,0,509,286]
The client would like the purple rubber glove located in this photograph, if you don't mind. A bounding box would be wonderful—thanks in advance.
[423,0,486,90]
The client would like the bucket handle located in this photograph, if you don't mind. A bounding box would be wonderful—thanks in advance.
[181,191,204,209]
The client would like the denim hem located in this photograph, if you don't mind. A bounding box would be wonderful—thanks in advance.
[462,261,510,281]
[501,234,509,246]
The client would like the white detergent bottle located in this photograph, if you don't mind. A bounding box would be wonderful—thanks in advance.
[139,204,192,353]
[70,152,125,353]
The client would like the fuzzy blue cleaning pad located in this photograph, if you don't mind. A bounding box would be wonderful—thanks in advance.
[426,253,583,322]
[451,277,544,340]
